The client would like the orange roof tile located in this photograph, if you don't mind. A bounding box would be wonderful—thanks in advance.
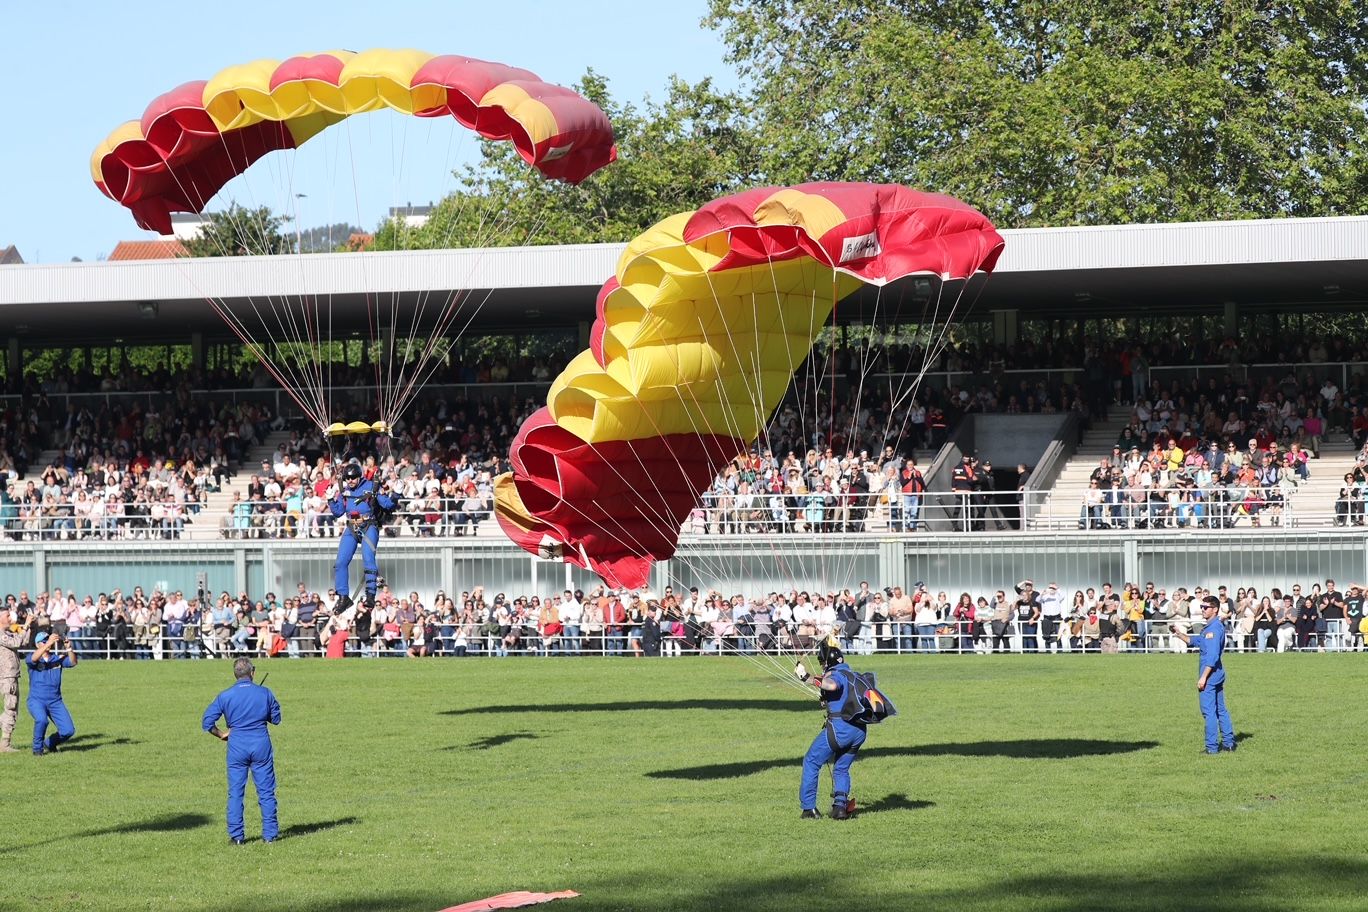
[108,239,187,261]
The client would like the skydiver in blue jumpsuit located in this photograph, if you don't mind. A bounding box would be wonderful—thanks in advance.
[27,628,77,755]
[795,638,868,819]
[1171,595,1236,754]
[329,463,397,611]
[202,657,282,844]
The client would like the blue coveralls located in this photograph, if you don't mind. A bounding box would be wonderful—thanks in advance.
[800,662,867,811]
[27,652,76,754]
[202,679,282,841]
[1196,615,1235,753]
[329,479,396,600]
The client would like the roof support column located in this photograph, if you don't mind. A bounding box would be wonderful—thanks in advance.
[6,338,18,383]
[191,332,204,373]
[1223,300,1239,338]
[991,309,1018,346]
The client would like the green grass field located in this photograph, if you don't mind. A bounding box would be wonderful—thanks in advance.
[2,652,1365,912]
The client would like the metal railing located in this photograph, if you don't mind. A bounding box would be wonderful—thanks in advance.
[1,486,1352,544]
[1148,360,1368,391]
[53,616,1363,659]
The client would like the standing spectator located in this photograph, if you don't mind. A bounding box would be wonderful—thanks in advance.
[1275,595,1297,652]
[1038,583,1066,653]
[1322,581,1347,651]
[559,589,583,655]
[1251,595,1275,653]
[951,593,976,654]
[989,589,1012,653]
[1013,580,1041,653]
[887,585,915,653]
[913,592,939,654]
[1344,585,1366,652]
[1293,586,1320,651]
[897,459,925,532]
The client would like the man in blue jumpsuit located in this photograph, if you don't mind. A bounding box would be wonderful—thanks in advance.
[328,463,397,612]
[795,638,871,819]
[202,657,282,843]
[27,628,77,755]
[1171,595,1236,754]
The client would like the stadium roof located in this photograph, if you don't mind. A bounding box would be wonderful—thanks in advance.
[1,215,1366,343]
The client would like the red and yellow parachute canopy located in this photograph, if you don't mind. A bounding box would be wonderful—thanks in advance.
[92,49,617,234]
[495,182,1005,589]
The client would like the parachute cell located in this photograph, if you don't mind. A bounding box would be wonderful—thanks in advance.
[92,49,618,234]
[495,182,1005,589]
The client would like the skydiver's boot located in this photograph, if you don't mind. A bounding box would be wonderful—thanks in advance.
[799,808,822,819]
[0,730,16,753]
[334,594,354,613]
[830,794,854,820]
[364,593,376,611]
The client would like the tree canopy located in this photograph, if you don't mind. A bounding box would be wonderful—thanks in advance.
[372,71,760,250]
[180,204,294,257]
[706,0,1368,226]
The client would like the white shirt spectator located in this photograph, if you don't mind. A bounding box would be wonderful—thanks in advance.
[559,596,583,626]
[1039,586,1066,618]
[164,594,189,623]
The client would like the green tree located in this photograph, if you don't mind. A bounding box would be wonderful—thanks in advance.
[706,0,1368,226]
[373,71,761,249]
[181,204,295,257]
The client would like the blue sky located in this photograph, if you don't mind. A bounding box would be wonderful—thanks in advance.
[0,0,736,263]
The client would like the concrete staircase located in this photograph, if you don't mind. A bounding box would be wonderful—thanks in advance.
[1033,417,1357,530]
[187,431,293,541]
[1286,436,1358,526]
[1032,417,1132,528]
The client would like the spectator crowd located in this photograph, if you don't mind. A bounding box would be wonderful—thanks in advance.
[3,330,1368,540]
[4,573,1365,661]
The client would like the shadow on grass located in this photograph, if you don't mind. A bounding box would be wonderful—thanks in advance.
[858,792,935,815]
[196,856,1368,911]
[441,699,811,716]
[54,732,143,753]
[279,816,360,839]
[647,739,1160,780]
[440,732,541,751]
[0,812,213,854]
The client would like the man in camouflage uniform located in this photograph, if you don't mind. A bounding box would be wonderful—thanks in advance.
[0,609,33,752]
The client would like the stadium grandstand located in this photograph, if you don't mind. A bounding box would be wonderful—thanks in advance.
[2,214,1368,658]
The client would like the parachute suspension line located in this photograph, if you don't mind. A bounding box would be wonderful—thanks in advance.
[208,136,331,429]
[162,140,330,430]
[157,155,331,429]
[382,202,551,430]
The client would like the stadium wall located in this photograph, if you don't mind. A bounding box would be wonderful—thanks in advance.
[4,531,1366,604]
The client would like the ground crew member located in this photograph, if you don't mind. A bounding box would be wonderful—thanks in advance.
[1171,595,1236,754]
[0,610,33,752]
[795,638,869,819]
[27,628,77,755]
[202,657,282,843]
